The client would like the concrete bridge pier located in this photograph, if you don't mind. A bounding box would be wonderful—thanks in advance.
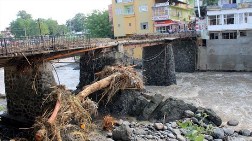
[2,62,56,125]
[143,44,176,86]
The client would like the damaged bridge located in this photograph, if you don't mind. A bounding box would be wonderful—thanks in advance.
[0,32,197,126]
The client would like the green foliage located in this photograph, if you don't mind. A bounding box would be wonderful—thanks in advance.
[0,105,5,111]
[177,113,213,141]
[66,13,86,32]
[10,10,68,37]
[85,10,113,38]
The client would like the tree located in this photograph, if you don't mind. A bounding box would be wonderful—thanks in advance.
[85,10,113,38]
[203,0,218,6]
[45,19,59,35]
[66,13,86,32]
[9,10,66,37]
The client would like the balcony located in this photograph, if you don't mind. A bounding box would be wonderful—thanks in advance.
[153,2,169,7]
[152,15,170,21]
[222,3,237,9]
[238,2,252,8]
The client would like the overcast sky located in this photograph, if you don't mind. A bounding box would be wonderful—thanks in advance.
[0,0,111,31]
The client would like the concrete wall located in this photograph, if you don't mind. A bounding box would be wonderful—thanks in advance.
[198,31,252,71]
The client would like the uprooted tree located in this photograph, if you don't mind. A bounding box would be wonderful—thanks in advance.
[34,65,143,141]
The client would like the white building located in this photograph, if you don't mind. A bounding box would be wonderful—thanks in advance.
[197,0,252,71]
[207,0,252,39]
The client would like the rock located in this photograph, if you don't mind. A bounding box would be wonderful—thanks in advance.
[191,117,199,124]
[173,129,181,136]
[212,127,225,139]
[145,135,153,139]
[164,125,168,130]
[167,133,176,138]
[227,119,239,126]
[150,97,197,122]
[134,128,148,135]
[223,128,234,135]
[213,139,222,141]
[177,134,186,141]
[204,109,222,126]
[141,94,164,120]
[107,132,113,138]
[117,119,124,125]
[184,110,194,118]
[171,122,178,128]
[112,124,133,141]
[122,121,130,126]
[154,123,164,130]
[107,138,115,141]
[224,136,246,141]
[180,129,187,135]
[205,135,213,140]
[239,129,251,136]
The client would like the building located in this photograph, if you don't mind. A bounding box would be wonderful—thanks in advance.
[112,0,195,37]
[0,28,14,38]
[197,0,252,71]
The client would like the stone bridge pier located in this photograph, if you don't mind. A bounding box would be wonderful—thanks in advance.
[143,44,176,86]
[2,62,56,125]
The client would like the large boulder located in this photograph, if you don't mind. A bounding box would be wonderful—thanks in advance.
[150,97,197,122]
[204,109,222,126]
[112,124,133,141]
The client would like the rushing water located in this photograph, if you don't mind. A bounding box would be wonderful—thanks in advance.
[146,72,252,130]
[0,61,252,130]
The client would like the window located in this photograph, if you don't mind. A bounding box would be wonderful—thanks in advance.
[115,0,122,3]
[153,7,169,17]
[140,22,148,30]
[115,8,123,15]
[224,14,234,25]
[123,0,133,2]
[139,5,148,12]
[222,32,237,39]
[239,13,243,24]
[124,5,134,15]
[240,31,247,36]
[210,33,219,40]
[156,27,168,33]
[208,15,221,25]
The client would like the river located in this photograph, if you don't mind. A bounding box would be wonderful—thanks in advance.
[0,60,252,130]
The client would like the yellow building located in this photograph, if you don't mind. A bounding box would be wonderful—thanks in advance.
[112,0,194,37]
[112,0,194,59]
[112,0,155,37]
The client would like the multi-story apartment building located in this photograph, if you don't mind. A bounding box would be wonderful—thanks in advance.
[197,0,252,71]
[112,0,194,37]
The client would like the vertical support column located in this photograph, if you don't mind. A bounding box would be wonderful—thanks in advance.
[143,44,176,86]
[4,62,56,122]
[77,51,117,90]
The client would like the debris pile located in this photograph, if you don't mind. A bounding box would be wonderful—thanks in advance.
[33,65,143,141]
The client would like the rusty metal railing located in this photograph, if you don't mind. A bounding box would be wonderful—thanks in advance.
[0,34,91,57]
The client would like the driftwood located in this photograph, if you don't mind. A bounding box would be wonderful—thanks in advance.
[34,65,143,141]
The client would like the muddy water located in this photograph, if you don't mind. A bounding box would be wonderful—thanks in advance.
[146,72,252,130]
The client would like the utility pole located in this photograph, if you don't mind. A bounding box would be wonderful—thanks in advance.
[38,18,43,41]
[197,0,201,18]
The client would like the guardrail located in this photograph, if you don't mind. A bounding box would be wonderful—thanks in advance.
[0,34,91,56]
[0,31,197,57]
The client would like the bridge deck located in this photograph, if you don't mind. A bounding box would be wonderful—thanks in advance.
[0,32,196,66]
